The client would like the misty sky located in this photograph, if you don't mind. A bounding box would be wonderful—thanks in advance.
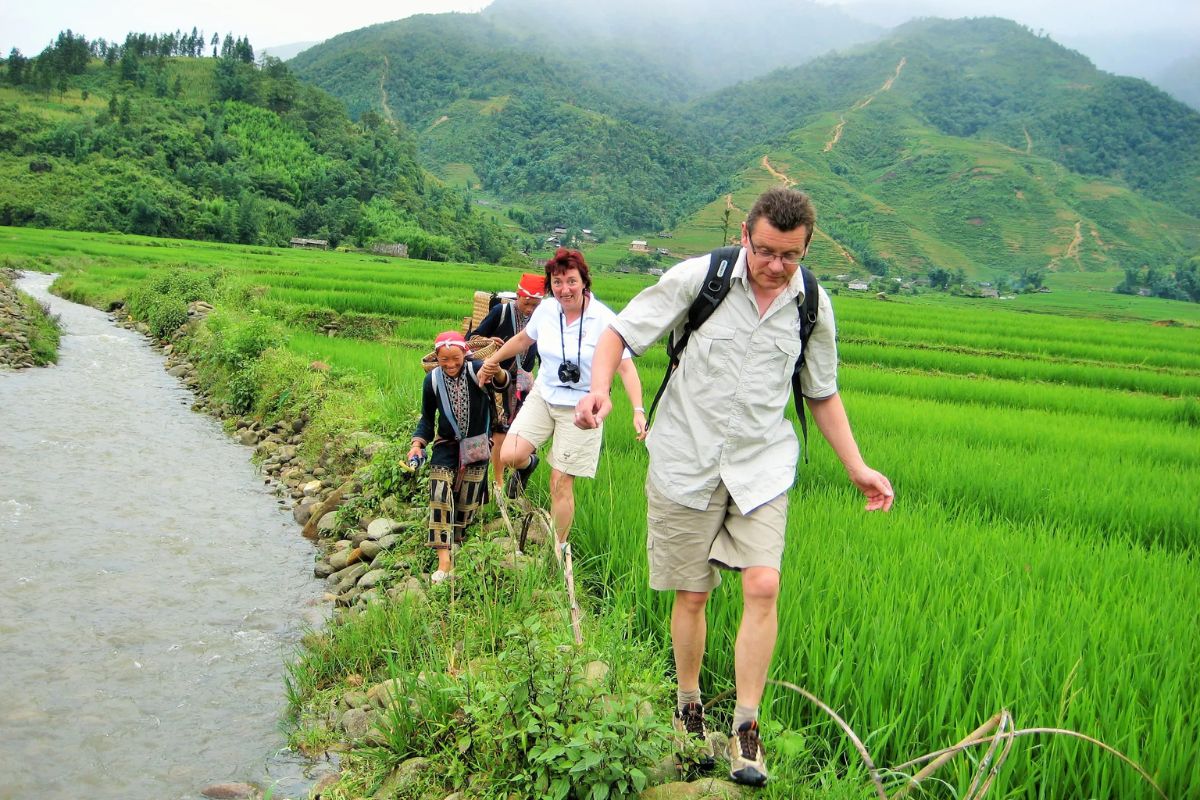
[4,0,1197,75]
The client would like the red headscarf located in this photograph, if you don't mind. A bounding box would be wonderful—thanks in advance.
[433,330,470,354]
[517,272,545,299]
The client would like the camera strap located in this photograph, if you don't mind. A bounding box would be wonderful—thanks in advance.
[558,302,585,383]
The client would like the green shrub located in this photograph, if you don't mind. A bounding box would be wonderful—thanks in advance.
[146,296,188,338]
[210,313,280,370]
[226,363,259,414]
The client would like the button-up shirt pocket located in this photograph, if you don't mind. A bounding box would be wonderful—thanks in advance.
[774,337,802,383]
[694,323,737,376]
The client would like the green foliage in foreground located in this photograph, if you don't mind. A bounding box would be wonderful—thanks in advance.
[286,524,676,800]
[9,225,1199,798]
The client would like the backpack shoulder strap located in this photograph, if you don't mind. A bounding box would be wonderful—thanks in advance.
[431,366,464,440]
[647,246,740,422]
[792,266,821,462]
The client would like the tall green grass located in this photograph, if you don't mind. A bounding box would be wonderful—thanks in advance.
[6,224,1198,797]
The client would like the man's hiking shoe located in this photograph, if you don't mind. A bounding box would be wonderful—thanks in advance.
[729,720,768,786]
[505,453,539,498]
[673,702,715,773]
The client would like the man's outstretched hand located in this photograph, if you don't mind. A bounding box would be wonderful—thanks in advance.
[574,392,611,430]
[850,465,895,512]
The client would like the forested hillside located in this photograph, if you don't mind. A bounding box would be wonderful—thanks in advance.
[679,17,1200,282]
[292,12,1200,284]
[288,14,725,233]
[0,31,512,262]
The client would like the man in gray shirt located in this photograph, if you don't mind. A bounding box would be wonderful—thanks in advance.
[575,186,894,787]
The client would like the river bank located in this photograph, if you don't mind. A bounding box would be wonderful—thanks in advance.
[0,267,61,367]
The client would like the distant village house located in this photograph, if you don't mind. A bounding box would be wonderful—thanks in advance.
[290,238,328,250]
[629,240,649,253]
[370,242,409,258]
[848,280,870,291]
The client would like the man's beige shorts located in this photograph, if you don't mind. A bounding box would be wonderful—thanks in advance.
[646,477,787,593]
[507,385,603,478]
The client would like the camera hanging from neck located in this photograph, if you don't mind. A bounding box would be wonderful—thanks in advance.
[558,302,585,385]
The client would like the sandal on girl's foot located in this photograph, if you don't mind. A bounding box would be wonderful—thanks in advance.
[431,569,453,584]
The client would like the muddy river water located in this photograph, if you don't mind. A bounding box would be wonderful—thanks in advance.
[0,273,324,799]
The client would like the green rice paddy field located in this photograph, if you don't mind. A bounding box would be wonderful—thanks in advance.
[5,225,1198,798]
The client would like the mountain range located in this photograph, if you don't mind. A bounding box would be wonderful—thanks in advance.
[288,1,1200,280]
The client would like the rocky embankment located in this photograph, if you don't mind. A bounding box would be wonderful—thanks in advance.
[1,269,56,368]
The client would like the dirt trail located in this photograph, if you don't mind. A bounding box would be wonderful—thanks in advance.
[824,57,906,152]
[1023,126,1033,155]
[1064,221,1082,260]
[823,118,847,153]
[851,56,907,112]
[379,56,396,124]
[1048,220,1083,270]
[725,194,734,211]
[816,227,857,265]
[756,158,855,264]
[761,155,796,186]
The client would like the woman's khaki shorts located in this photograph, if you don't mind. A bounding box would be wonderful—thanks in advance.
[646,477,788,593]
[506,385,603,478]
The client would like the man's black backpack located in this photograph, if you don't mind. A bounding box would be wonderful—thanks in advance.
[647,245,821,458]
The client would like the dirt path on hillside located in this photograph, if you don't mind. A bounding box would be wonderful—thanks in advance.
[1049,220,1083,270]
[851,56,907,112]
[1023,126,1033,155]
[1065,220,1082,260]
[823,118,847,153]
[817,228,857,265]
[824,57,906,153]
[757,157,854,263]
[379,56,396,124]
[761,155,796,186]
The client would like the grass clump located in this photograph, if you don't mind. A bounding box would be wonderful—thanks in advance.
[285,505,679,800]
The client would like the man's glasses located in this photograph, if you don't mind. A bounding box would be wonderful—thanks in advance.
[747,235,803,268]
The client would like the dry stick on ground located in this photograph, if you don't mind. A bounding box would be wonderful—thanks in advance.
[768,679,1167,800]
[768,680,889,800]
[561,542,584,645]
[891,711,1006,798]
[886,725,1168,800]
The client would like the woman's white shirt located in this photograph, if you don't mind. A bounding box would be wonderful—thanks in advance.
[524,294,631,407]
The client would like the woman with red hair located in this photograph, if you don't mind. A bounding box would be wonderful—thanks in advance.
[484,249,646,547]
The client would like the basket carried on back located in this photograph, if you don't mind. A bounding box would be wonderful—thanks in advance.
[463,290,518,335]
[421,336,501,372]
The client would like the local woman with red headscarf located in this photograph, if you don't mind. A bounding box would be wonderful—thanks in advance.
[483,249,646,548]
[409,331,509,583]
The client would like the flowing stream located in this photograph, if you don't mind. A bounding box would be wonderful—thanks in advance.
[0,273,325,799]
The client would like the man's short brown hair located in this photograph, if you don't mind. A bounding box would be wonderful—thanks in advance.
[746,187,816,243]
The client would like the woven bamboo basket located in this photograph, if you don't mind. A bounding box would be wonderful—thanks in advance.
[421,336,501,372]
